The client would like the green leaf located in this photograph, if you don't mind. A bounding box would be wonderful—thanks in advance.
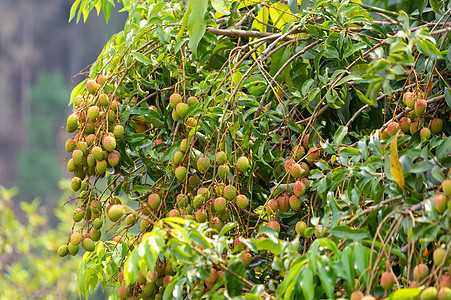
[225,260,246,297]
[211,0,230,15]
[343,42,367,59]
[69,79,87,106]
[301,267,314,300]
[131,51,152,65]
[288,0,299,13]
[187,0,208,56]
[445,88,451,109]
[333,126,348,145]
[69,0,82,22]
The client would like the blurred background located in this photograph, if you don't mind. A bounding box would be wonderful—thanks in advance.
[0,0,125,298]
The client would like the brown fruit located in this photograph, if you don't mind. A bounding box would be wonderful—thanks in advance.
[435,194,447,214]
[403,92,416,108]
[107,150,120,167]
[431,118,444,134]
[188,174,200,188]
[414,99,427,117]
[380,271,395,290]
[399,117,411,133]
[236,194,249,209]
[306,147,320,163]
[413,263,429,281]
[266,199,278,215]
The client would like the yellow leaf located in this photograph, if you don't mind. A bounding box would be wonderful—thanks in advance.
[269,3,293,29]
[389,132,405,191]
[351,0,362,3]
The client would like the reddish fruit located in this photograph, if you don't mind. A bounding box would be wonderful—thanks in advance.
[96,74,106,85]
[169,93,182,108]
[442,179,451,196]
[433,247,447,266]
[431,118,444,134]
[277,194,290,212]
[108,205,124,222]
[102,135,116,152]
[118,285,130,300]
[241,252,252,268]
[148,193,161,210]
[65,138,76,152]
[438,287,451,300]
[266,199,278,215]
[414,99,427,117]
[403,92,416,108]
[108,150,120,167]
[399,117,411,133]
[306,147,320,163]
[223,185,237,201]
[236,194,249,209]
[361,296,376,300]
[435,194,447,214]
[86,79,100,94]
[302,134,310,148]
[71,232,83,245]
[410,121,420,134]
[440,274,451,288]
[293,180,307,197]
[413,263,429,281]
[174,166,187,181]
[197,156,210,173]
[214,197,227,213]
[295,221,307,236]
[387,122,399,136]
[237,156,250,172]
[267,220,280,234]
[195,209,207,222]
[290,163,302,178]
[175,102,189,118]
[299,162,309,177]
[163,275,173,287]
[289,195,301,211]
[293,145,305,160]
[350,291,364,300]
[380,272,395,290]
[420,127,431,140]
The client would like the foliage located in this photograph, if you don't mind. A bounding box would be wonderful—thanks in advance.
[0,183,82,300]
[64,0,451,299]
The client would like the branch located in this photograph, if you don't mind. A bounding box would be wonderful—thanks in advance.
[207,27,296,41]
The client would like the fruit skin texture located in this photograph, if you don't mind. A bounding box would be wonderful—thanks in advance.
[290,163,302,178]
[102,135,116,152]
[306,147,320,163]
[236,156,250,172]
[217,164,229,180]
[293,180,307,197]
[361,296,376,300]
[438,287,451,300]
[350,291,364,300]
[433,247,447,266]
[195,209,207,223]
[267,220,280,234]
[223,185,237,201]
[215,151,227,165]
[414,99,427,117]
[148,193,161,210]
[65,138,76,152]
[118,285,130,300]
[413,263,429,281]
[410,121,420,134]
[187,96,198,106]
[403,92,416,108]
[420,287,437,300]
[442,179,451,196]
[289,195,301,211]
[170,93,182,108]
[175,166,187,181]
[441,274,451,288]
[82,237,95,252]
[108,205,124,222]
[241,252,252,268]
[235,194,249,209]
[420,127,431,140]
[58,245,69,257]
[387,122,399,136]
[91,146,104,161]
[71,232,83,245]
[113,124,124,139]
[87,106,99,122]
[197,156,210,173]
[380,272,395,290]
[295,221,307,236]
[266,199,278,215]
[86,79,100,94]
[66,114,79,133]
[68,243,79,256]
[108,150,120,167]
[399,117,411,133]
[214,197,227,213]
[71,177,82,192]
[277,194,290,212]
[435,194,448,214]
[431,118,444,134]
[175,102,189,118]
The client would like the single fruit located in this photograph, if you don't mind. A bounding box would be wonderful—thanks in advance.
[173,151,184,166]
[118,285,130,300]
[87,106,99,122]
[410,121,420,134]
[290,163,302,178]
[73,208,84,222]
[65,138,76,152]
[197,156,210,173]
[440,274,451,289]
[193,195,204,209]
[169,93,182,108]
[241,252,252,268]
[168,208,180,218]
[284,159,295,172]
[420,287,437,300]
[413,263,429,281]
[306,147,320,163]
[195,209,207,222]
[420,127,431,140]
[125,214,137,226]
[180,138,190,152]
[98,93,109,107]
[387,122,399,136]
[433,247,447,266]
[58,245,69,257]
[361,296,376,300]
[438,287,451,300]
[209,216,222,231]
[68,243,79,255]
[102,135,116,152]
[175,102,189,118]
[175,166,187,181]
[176,193,189,208]
[293,180,307,197]
[399,117,411,133]
[71,232,83,245]
[187,96,198,106]
[267,220,280,234]
[442,179,451,196]
[108,205,124,222]
[277,194,290,212]
[113,124,124,139]
[435,194,447,214]
[295,221,307,236]
[266,199,278,215]
[350,291,364,300]
[91,146,104,161]
[82,237,95,252]
[86,79,100,94]
[108,150,120,167]
[93,218,103,230]
[215,151,227,165]
[71,177,82,192]
[217,164,229,180]
[403,92,416,108]
[380,272,395,290]
[72,149,83,165]
[293,145,305,161]
[148,193,161,210]
[66,114,79,133]
[236,194,249,209]
[431,118,444,134]
[236,156,250,172]
[95,160,107,174]
[414,99,427,117]
[223,185,237,201]
[289,195,301,211]
[214,197,227,213]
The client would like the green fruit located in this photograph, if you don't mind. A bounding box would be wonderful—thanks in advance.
[434,247,447,266]
[188,174,200,188]
[235,194,248,209]
[65,138,76,152]
[284,159,295,172]
[172,109,180,121]
[71,232,83,245]
[410,121,420,134]
[420,127,431,140]
[93,218,103,230]
[175,166,187,181]
[72,149,83,165]
[187,96,198,106]
[113,124,124,139]
[73,208,84,222]
[403,92,416,108]
[90,228,101,241]
[431,118,444,134]
[185,117,197,128]
[87,106,100,122]
[85,134,95,146]
[215,151,227,165]
[218,209,230,222]
[118,285,130,300]
[420,287,437,300]
[169,93,182,108]
[140,218,152,231]
[414,99,427,117]
[293,145,305,161]
[180,138,190,152]
[66,114,79,133]
[148,193,161,210]
[214,197,227,213]
[438,287,451,300]
[102,135,116,152]
[236,156,250,172]
[197,187,210,201]
[67,158,76,172]
[413,263,429,281]
[108,205,124,222]
[192,194,204,209]
[99,93,109,107]
[177,194,189,208]
[71,177,82,192]
[175,102,189,118]
[91,146,104,161]
[306,147,320,163]
[86,79,100,94]
[168,208,180,218]
[217,164,229,180]
[173,151,184,166]
[435,194,447,214]
[82,237,96,252]
[380,272,395,290]
[399,117,411,133]
[223,185,236,201]
[58,245,69,257]
[68,243,79,255]
[289,195,301,211]
[197,156,210,173]
[442,179,451,196]
[295,221,307,236]
[290,163,302,178]
[195,209,207,222]
[96,160,107,174]
[125,214,137,226]
[267,220,280,234]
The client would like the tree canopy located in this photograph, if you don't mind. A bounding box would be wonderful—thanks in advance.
[63,0,450,299]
